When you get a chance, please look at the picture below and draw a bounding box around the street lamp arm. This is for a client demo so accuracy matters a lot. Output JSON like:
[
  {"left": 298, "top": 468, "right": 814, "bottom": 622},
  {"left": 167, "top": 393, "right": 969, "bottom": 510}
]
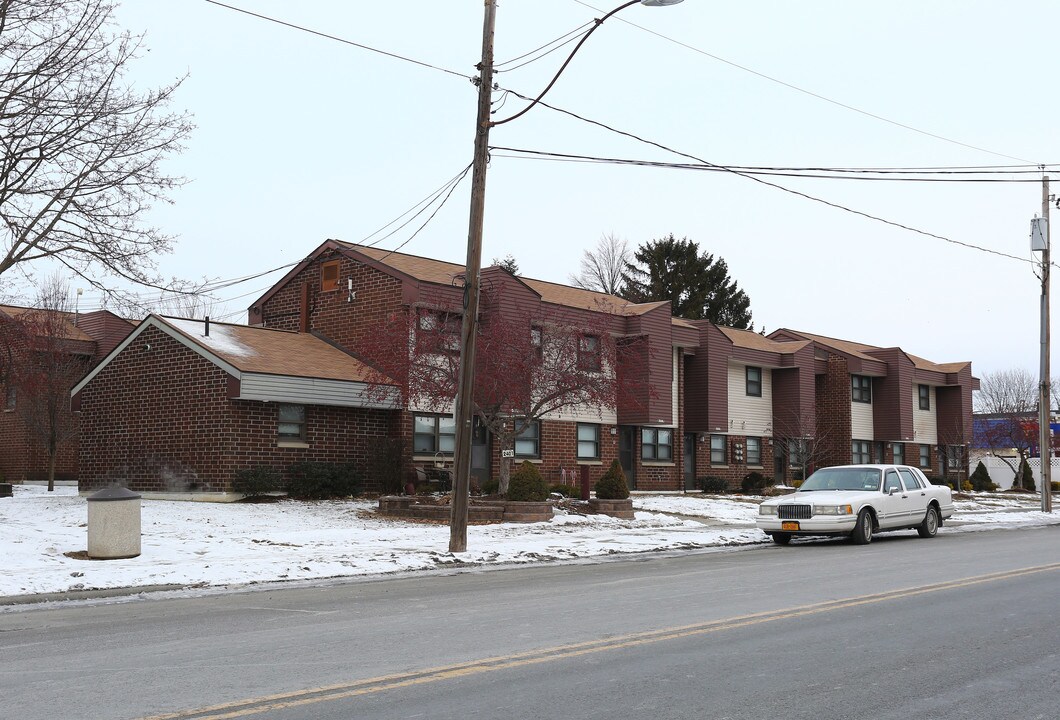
[{"left": 490, "top": 0, "right": 641, "bottom": 127}]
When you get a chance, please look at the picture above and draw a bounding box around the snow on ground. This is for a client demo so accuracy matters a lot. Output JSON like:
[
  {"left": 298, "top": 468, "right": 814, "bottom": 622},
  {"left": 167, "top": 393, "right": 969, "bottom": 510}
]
[{"left": 2, "top": 486, "right": 1058, "bottom": 600}]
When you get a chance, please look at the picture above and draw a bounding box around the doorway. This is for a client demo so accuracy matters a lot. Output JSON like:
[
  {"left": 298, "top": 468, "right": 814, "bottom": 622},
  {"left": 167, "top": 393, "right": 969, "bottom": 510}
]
[
  {"left": 619, "top": 426, "right": 636, "bottom": 490},
  {"left": 683, "top": 433, "right": 696, "bottom": 491}
]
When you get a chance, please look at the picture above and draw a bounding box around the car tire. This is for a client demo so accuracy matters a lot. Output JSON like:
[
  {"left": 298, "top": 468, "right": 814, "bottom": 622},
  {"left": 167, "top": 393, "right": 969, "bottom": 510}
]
[
  {"left": 917, "top": 506, "right": 939, "bottom": 539},
  {"left": 772, "top": 533, "right": 792, "bottom": 545},
  {"left": 851, "top": 509, "right": 873, "bottom": 545}
]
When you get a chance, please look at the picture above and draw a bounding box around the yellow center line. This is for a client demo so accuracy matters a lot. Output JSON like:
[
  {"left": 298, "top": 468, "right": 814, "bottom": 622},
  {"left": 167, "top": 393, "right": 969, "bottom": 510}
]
[{"left": 139, "top": 562, "right": 1060, "bottom": 720}]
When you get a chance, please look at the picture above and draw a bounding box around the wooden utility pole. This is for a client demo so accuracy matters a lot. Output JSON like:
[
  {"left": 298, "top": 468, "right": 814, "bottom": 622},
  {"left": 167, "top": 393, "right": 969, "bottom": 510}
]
[
  {"left": 1039, "top": 175, "right": 1053, "bottom": 513},
  {"left": 450, "top": 0, "right": 497, "bottom": 552}
]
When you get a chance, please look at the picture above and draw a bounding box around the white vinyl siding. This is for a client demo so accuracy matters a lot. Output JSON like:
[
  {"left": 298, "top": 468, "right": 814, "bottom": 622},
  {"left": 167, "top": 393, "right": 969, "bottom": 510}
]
[
  {"left": 727, "top": 361, "right": 772, "bottom": 436},
  {"left": 238, "top": 374, "right": 398, "bottom": 409},
  {"left": 542, "top": 405, "right": 618, "bottom": 425},
  {"left": 912, "top": 385, "right": 938, "bottom": 444},
  {"left": 850, "top": 398, "right": 874, "bottom": 440}
]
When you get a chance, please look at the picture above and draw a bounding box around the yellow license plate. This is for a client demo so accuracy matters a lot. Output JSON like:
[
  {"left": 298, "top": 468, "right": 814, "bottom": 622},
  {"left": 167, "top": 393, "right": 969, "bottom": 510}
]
[{"left": 781, "top": 521, "right": 800, "bottom": 531}]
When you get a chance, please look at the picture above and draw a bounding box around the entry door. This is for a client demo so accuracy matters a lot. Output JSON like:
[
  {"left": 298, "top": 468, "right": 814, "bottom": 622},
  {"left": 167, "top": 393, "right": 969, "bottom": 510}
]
[
  {"left": 683, "top": 433, "right": 696, "bottom": 490},
  {"left": 619, "top": 426, "right": 636, "bottom": 490},
  {"left": 774, "top": 450, "right": 786, "bottom": 485},
  {"left": 470, "top": 416, "right": 490, "bottom": 486}
]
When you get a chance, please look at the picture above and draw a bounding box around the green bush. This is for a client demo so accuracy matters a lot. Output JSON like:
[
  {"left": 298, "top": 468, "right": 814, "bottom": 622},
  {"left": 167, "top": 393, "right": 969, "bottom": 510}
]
[
  {"left": 232, "top": 465, "right": 281, "bottom": 498},
  {"left": 507, "top": 461, "right": 548, "bottom": 502},
  {"left": 594, "top": 459, "right": 630, "bottom": 500},
  {"left": 549, "top": 482, "right": 579, "bottom": 497},
  {"left": 477, "top": 477, "right": 499, "bottom": 496},
  {"left": 366, "top": 437, "right": 406, "bottom": 495},
  {"left": 968, "top": 461, "right": 997, "bottom": 492},
  {"left": 1052, "top": 481, "right": 1060, "bottom": 493},
  {"left": 1020, "top": 459, "right": 1036, "bottom": 492},
  {"left": 740, "top": 471, "right": 769, "bottom": 494},
  {"left": 286, "top": 461, "right": 363, "bottom": 499},
  {"left": 697, "top": 476, "right": 728, "bottom": 493}
]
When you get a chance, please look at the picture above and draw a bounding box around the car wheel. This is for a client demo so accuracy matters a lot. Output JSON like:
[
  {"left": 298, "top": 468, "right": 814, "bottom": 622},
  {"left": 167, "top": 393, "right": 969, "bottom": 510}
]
[
  {"left": 851, "top": 509, "right": 873, "bottom": 545},
  {"left": 772, "top": 533, "right": 792, "bottom": 545},
  {"left": 917, "top": 506, "right": 939, "bottom": 538}
]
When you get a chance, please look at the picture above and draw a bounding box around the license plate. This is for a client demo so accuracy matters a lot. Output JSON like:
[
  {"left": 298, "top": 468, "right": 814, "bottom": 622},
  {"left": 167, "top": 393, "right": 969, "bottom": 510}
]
[{"left": 781, "top": 521, "right": 800, "bottom": 531}]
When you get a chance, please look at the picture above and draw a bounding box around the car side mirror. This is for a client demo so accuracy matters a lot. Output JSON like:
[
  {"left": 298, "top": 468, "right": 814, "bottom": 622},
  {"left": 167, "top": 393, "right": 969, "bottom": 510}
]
[{"left": 888, "top": 487, "right": 900, "bottom": 496}]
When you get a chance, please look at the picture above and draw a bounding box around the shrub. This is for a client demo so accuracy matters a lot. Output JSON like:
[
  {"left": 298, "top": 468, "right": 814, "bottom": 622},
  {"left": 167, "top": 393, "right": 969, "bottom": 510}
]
[
  {"left": 366, "top": 437, "right": 406, "bottom": 495},
  {"left": 968, "top": 461, "right": 997, "bottom": 492},
  {"left": 1052, "top": 481, "right": 1060, "bottom": 493},
  {"left": 960, "top": 480, "right": 973, "bottom": 492},
  {"left": 232, "top": 465, "right": 281, "bottom": 498},
  {"left": 594, "top": 459, "right": 630, "bottom": 500},
  {"left": 507, "top": 461, "right": 548, "bottom": 502},
  {"left": 549, "top": 482, "right": 579, "bottom": 497},
  {"left": 740, "top": 471, "right": 769, "bottom": 494},
  {"left": 791, "top": 479, "right": 803, "bottom": 489},
  {"left": 286, "top": 461, "right": 363, "bottom": 499},
  {"left": 478, "top": 477, "right": 499, "bottom": 496},
  {"left": 697, "top": 476, "right": 728, "bottom": 493}
]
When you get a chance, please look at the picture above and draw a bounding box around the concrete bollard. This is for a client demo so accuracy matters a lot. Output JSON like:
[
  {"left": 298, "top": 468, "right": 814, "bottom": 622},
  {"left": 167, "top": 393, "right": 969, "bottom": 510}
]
[{"left": 87, "top": 485, "right": 141, "bottom": 559}]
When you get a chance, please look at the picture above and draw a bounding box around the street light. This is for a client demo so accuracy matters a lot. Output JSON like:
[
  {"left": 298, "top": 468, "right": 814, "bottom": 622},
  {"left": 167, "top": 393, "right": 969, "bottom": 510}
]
[{"left": 449, "top": 0, "right": 684, "bottom": 552}]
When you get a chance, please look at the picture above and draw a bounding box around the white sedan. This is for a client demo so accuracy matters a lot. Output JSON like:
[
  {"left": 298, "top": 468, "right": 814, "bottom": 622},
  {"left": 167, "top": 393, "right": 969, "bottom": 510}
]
[{"left": 757, "top": 464, "right": 955, "bottom": 545}]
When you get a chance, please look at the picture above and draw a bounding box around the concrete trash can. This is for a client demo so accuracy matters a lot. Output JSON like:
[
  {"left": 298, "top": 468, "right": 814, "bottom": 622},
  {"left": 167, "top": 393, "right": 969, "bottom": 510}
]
[{"left": 87, "top": 485, "right": 142, "bottom": 559}]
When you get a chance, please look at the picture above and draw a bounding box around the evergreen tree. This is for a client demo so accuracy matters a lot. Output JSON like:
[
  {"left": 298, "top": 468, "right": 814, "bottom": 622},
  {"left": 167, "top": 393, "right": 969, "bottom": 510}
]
[{"left": 620, "top": 234, "right": 752, "bottom": 328}]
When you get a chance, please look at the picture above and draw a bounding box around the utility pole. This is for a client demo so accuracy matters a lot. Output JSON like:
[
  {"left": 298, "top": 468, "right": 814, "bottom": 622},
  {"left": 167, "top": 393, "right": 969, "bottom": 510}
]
[
  {"left": 450, "top": 0, "right": 496, "bottom": 553},
  {"left": 1038, "top": 175, "right": 1053, "bottom": 513}
]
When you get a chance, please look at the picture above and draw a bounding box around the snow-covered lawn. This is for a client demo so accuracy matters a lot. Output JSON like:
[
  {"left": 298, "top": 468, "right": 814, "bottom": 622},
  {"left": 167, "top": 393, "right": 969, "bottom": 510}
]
[{"left": 2, "top": 486, "right": 1057, "bottom": 600}]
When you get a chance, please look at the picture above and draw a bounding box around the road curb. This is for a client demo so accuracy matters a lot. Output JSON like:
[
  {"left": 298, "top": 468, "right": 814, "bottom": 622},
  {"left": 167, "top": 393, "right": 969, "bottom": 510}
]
[{"left": 0, "top": 583, "right": 188, "bottom": 607}]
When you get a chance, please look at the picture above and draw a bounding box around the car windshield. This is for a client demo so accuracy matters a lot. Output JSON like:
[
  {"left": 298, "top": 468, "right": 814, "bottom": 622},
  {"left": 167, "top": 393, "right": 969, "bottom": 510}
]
[{"left": 798, "top": 467, "right": 882, "bottom": 492}]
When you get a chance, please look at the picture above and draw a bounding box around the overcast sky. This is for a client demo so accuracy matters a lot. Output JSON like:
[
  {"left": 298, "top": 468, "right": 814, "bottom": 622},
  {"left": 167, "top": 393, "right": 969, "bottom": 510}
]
[{"left": 25, "top": 0, "right": 1060, "bottom": 376}]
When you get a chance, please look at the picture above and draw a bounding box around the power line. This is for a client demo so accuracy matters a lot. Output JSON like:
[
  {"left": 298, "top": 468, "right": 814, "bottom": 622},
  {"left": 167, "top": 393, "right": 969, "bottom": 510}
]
[
  {"left": 571, "top": 0, "right": 1035, "bottom": 165},
  {"left": 202, "top": 0, "right": 471, "bottom": 81},
  {"left": 495, "top": 21, "right": 594, "bottom": 72}
]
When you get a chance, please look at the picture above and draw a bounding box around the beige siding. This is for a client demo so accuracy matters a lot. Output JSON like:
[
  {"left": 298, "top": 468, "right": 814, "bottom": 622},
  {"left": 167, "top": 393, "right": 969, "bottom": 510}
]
[
  {"left": 239, "top": 374, "right": 398, "bottom": 409},
  {"left": 543, "top": 405, "right": 618, "bottom": 424},
  {"left": 851, "top": 400, "right": 874, "bottom": 439},
  {"left": 913, "top": 385, "right": 938, "bottom": 444},
  {"left": 727, "top": 361, "right": 772, "bottom": 436}
]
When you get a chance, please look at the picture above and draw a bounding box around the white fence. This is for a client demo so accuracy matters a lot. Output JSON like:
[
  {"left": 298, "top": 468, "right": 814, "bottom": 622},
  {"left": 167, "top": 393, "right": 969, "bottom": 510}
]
[{"left": 970, "top": 455, "right": 1060, "bottom": 489}]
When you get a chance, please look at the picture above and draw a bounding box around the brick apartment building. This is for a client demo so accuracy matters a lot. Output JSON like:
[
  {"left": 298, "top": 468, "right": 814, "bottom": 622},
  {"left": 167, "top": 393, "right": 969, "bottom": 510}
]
[
  {"left": 0, "top": 305, "right": 133, "bottom": 484},
  {"left": 72, "top": 240, "right": 979, "bottom": 497}
]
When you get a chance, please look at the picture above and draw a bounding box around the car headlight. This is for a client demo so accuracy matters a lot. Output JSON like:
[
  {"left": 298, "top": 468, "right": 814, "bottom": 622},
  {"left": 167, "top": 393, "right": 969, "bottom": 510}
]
[
  {"left": 759, "top": 504, "right": 778, "bottom": 516},
  {"left": 813, "top": 504, "right": 853, "bottom": 516}
]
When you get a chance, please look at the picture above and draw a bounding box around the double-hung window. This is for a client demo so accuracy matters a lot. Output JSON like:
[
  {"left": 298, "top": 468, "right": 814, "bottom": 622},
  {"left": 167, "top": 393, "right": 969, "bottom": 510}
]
[
  {"left": 852, "top": 375, "right": 872, "bottom": 403},
  {"left": 852, "top": 440, "right": 871, "bottom": 464},
  {"left": 576, "top": 423, "right": 600, "bottom": 460},
  {"left": 918, "top": 384, "right": 931, "bottom": 410},
  {"left": 515, "top": 420, "right": 540, "bottom": 459},
  {"left": 578, "top": 335, "right": 601, "bottom": 372},
  {"left": 919, "top": 444, "right": 931, "bottom": 469},
  {"left": 746, "top": 437, "right": 762, "bottom": 466},
  {"left": 641, "top": 428, "right": 672, "bottom": 461},
  {"left": 278, "top": 404, "right": 306, "bottom": 442},
  {"left": 892, "top": 442, "right": 905, "bottom": 465},
  {"left": 710, "top": 435, "right": 727, "bottom": 465},
  {"left": 418, "top": 311, "right": 461, "bottom": 354},
  {"left": 745, "top": 367, "right": 762, "bottom": 397},
  {"left": 413, "top": 414, "right": 456, "bottom": 455}
]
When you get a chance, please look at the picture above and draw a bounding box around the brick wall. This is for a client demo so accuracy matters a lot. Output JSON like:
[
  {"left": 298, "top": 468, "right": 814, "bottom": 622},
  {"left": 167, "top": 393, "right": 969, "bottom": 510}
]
[
  {"left": 815, "top": 356, "right": 852, "bottom": 469},
  {"left": 78, "top": 325, "right": 395, "bottom": 494}
]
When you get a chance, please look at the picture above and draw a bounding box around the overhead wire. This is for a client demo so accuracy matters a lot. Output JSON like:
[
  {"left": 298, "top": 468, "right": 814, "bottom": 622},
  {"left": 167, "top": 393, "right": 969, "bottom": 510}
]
[
  {"left": 570, "top": 0, "right": 1035, "bottom": 165},
  {"left": 494, "top": 21, "right": 595, "bottom": 72}
]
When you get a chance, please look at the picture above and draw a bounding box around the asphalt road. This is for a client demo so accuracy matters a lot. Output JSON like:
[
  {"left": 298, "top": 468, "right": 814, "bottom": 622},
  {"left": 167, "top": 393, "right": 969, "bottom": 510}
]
[{"left": 3, "top": 525, "right": 1059, "bottom": 720}]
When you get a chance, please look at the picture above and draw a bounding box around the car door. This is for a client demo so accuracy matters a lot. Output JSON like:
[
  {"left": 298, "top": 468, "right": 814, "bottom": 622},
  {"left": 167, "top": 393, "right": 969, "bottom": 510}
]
[
  {"left": 877, "top": 469, "right": 907, "bottom": 528},
  {"left": 898, "top": 468, "right": 931, "bottom": 524}
]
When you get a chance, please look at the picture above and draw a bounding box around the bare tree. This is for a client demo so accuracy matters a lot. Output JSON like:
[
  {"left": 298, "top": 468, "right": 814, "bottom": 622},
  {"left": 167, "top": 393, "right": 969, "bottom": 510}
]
[
  {"left": 974, "top": 369, "right": 1037, "bottom": 414},
  {"left": 2, "top": 277, "right": 90, "bottom": 490},
  {"left": 0, "top": 0, "right": 194, "bottom": 302},
  {"left": 569, "top": 234, "right": 630, "bottom": 296}
]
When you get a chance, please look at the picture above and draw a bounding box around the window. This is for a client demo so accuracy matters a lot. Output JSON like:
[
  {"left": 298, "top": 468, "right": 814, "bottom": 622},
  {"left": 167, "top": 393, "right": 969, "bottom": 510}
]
[
  {"left": 745, "top": 366, "right": 762, "bottom": 397},
  {"left": 578, "top": 335, "right": 601, "bottom": 372},
  {"left": 918, "top": 384, "right": 930, "bottom": 411},
  {"left": 278, "top": 404, "right": 306, "bottom": 442},
  {"left": 577, "top": 423, "right": 600, "bottom": 459},
  {"left": 899, "top": 468, "right": 921, "bottom": 490},
  {"left": 413, "top": 414, "right": 456, "bottom": 455},
  {"left": 852, "top": 375, "right": 872, "bottom": 403},
  {"left": 710, "top": 435, "right": 727, "bottom": 465},
  {"left": 852, "top": 440, "right": 871, "bottom": 464},
  {"left": 641, "top": 428, "right": 672, "bottom": 461},
  {"left": 746, "top": 437, "right": 762, "bottom": 466},
  {"left": 515, "top": 420, "right": 540, "bottom": 459},
  {"left": 530, "top": 327, "right": 543, "bottom": 361},
  {"left": 919, "top": 444, "right": 931, "bottom": 469},
  {"left": 946, "top": 445, "right": 963, "bottom": 470},
  {"left": 321, "top": 260, "right": 340, "bottom": 291},
  {"left": 884, "top": 470, "right": 902, "bottom": 494},
  {"left": 892, "top": 442, "right": 904, "bottom": 466},
  {"left": 873, "top": 441, "right": 885, "bottom": 464},
  {"left": 418, "top": 311, "right": 461, "bottom": 354}
]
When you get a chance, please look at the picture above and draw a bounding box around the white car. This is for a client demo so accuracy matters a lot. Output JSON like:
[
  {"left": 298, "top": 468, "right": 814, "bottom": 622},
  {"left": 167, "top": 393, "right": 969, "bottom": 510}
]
[{"left": 757, "top": 464, "right": 955, "bottom": 545}]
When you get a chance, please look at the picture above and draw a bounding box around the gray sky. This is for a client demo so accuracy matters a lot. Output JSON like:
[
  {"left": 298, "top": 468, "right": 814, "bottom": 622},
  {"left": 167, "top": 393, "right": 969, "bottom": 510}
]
[{"left": 43, "top": 1, "right": 1060, "bottom": 375}]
